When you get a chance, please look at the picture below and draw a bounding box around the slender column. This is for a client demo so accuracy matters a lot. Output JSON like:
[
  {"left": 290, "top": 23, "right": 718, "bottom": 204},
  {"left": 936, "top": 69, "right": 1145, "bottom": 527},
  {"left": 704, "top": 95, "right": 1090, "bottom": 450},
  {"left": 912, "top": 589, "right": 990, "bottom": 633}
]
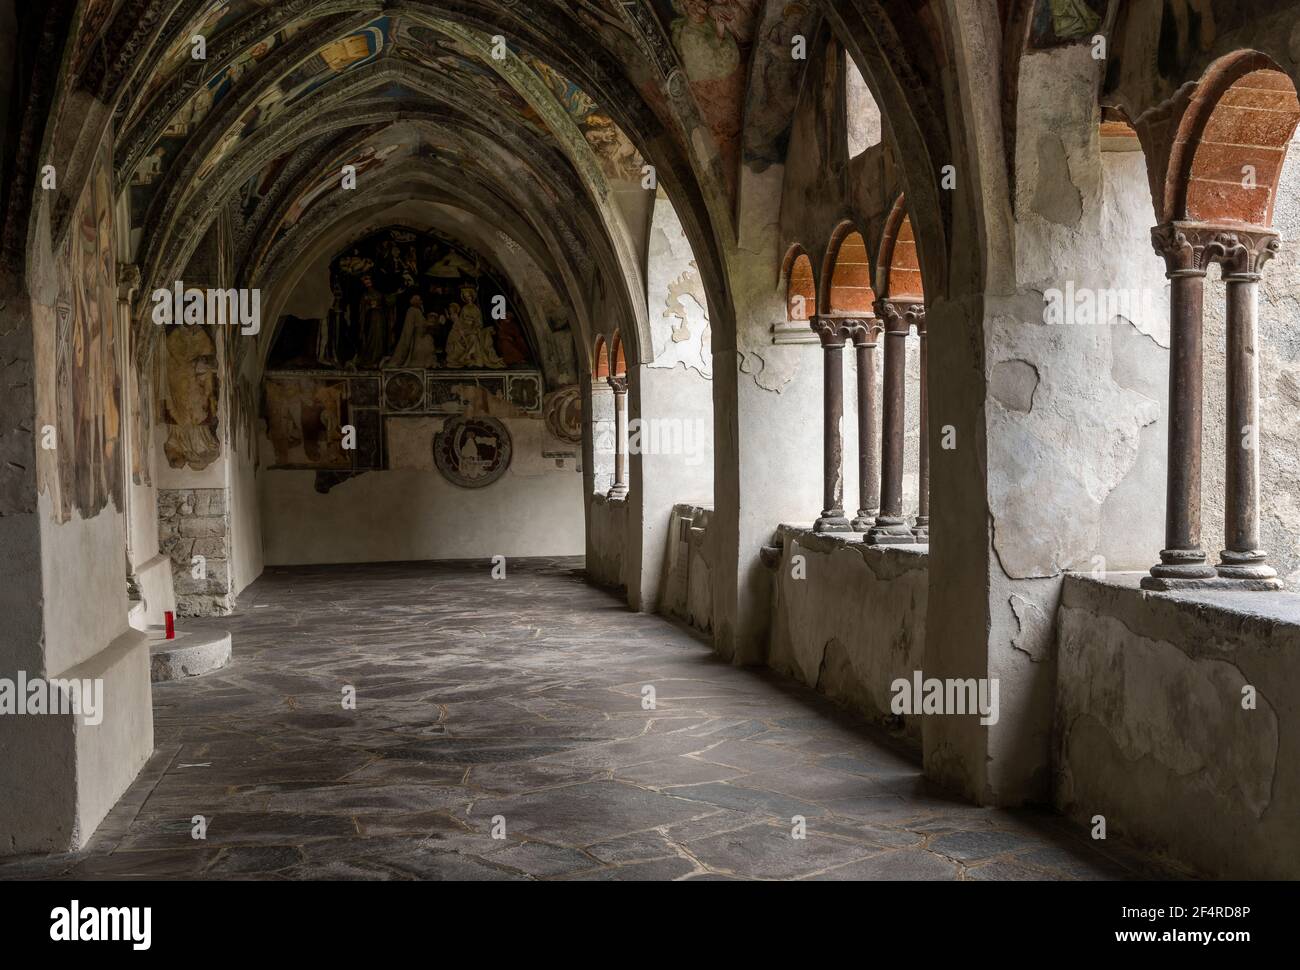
[
  {"left": 912, "top": 312, "right": 929, "bottom": 540},
  {"left": 850, "top": 318, "right": 882, "bottom": 531},
  {"left": 607, "top": 375, "right": 629, "bottom": 500},
  {"left": 867, "top": 300, "right": 917, "bottom": 545},
  {"left": 1143, "top": 223, "right": 1219, "bottom": 589},
  {"left": 811, "top": 317, "right": 851, "bottom": 532},
  {"left": 1217, "top": 228, "right": 1281, "bottom": 588}
]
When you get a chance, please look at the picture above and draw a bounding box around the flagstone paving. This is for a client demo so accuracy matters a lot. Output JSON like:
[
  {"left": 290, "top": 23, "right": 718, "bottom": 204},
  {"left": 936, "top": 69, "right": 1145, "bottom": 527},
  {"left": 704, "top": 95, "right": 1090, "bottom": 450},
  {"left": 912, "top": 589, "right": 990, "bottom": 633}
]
[{"left": 0, "top": 559, "right": 1173, "bottom": 881}]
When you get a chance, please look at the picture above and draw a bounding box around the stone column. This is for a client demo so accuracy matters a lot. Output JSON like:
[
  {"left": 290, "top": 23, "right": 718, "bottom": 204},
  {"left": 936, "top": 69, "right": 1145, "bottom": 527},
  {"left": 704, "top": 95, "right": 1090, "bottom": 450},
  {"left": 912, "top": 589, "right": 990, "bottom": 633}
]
[
  {"left": 607, "top": 375, "right": 629, "bottom": 500},
  {"left": 1217, "top": 228, "right": 1282, "bottom": 589},
  {"left": 1143, "top": 223, "right": 1221, "bottom": 590},
  {"left": 850, "top": 318, "right": 882, "bottom": 531},
  {"left": 811, "top": 317, "right": 852, "bottom": 532},
  {"left": 913, "top": 311, "right": 929, "bottom": 541},
  {"left": 867, "top": 300, "right": 919, "bottom": 545}
]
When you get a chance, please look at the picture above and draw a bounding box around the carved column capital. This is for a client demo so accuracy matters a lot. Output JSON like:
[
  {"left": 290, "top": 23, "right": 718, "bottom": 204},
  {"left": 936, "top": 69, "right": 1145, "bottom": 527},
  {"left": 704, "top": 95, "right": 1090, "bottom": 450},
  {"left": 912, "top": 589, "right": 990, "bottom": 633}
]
[
  {"left": 606, "top": 375, "right": 628, "bottom": 394},
  {"left": 1214, "top": 226, "right": 1281, "bottom": 281},
  {"left": 1151, "top": 221, "right": 1281, "bottom": 279},
  {"left": 845, "top": 317, "right": 882, "bottom": 347},
  {"left": 873, "top": 298, "right": 925, "bottom": 334},
  {"left": 809, "top": 315, "right": 853, "bottom": 348}
]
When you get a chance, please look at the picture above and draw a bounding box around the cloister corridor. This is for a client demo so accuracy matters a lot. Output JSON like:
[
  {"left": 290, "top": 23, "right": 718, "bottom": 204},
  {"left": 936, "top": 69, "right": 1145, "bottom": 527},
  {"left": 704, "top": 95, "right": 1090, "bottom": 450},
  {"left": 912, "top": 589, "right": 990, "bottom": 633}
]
[{"left": 0, "top": 560, "right": 1165, "bottom": 882}]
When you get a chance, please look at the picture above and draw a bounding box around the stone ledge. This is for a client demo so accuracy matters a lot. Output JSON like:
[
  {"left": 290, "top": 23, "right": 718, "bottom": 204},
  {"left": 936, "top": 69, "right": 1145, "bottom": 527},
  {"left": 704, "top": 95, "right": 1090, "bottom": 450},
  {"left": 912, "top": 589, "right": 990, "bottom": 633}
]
[
  {"left": 1063, "top": 570, "right": 1300, "bottom": 638},
  {"left": 778, "top": 523, "right": 930, "bottom": 563}
]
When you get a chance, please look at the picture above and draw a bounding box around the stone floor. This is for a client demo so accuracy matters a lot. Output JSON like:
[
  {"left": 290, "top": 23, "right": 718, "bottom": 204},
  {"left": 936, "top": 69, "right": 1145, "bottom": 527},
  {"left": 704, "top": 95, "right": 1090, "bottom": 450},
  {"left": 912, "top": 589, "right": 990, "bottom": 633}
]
[{"left": 0, "top": 559, "right": 1171, "bottom": 881}]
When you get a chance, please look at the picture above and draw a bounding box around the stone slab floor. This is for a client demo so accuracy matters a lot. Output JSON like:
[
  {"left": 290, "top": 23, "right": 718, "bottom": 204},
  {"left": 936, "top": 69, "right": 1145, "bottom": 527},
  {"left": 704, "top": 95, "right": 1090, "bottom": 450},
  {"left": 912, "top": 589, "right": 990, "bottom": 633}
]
[{"left": 0, "top": 559, "right": 1173, "bottom": 881}]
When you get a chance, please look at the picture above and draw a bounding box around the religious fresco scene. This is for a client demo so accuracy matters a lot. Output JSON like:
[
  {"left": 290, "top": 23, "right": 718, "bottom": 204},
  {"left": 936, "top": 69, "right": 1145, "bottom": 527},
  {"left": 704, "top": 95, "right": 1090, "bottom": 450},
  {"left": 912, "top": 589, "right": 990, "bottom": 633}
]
[
  {"left": 12, "top": 0, "right": 1300, "bottom": 909},
  {"left": 264, "top": 226, "right": 547, "bottom": 479},
  {"left": 30, "top": 137, "right": 124, "bottom": 523}
]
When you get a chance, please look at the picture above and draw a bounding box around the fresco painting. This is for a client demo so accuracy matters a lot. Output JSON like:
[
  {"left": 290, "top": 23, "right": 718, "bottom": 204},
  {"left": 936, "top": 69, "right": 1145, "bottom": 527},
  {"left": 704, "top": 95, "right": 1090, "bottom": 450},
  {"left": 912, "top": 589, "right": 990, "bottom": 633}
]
[
  {"left": 263, "top": 227, "right": 544, "bottom": 472},
  {"left": 268, "top": 133, "right": 414, "bottom": 244},
  {"left": 147, "top": 0, "right": 281, "bottom": 99},
  {"left": 194, "top": 17, "right": 392, "bottom": 185},
  {"left": 268, "top": 226, "right": 537, "bottom": 373},
  {"left": 40, "top": 138, "right": 123, "bottom": 523},
  {"left": 524, "top": 55, "right": 644, "bottom": 181},
  {"left": 161, "top": 325, "right": 221, "bottom": 471},
  {"left": 132, "top": 22, "right": 304, "bottom": 218},
  {"left": 655, "top": 0, "right": 763, "bottom": 195},
  {"left": 1028, "top": 0, "right": 1108, "bottom": 48},
  {"left": 264, "top": 376, "right": 351, "bottom": 469},
  {"left": 396, "top": 22, "right": 549, "bottom": 135}
]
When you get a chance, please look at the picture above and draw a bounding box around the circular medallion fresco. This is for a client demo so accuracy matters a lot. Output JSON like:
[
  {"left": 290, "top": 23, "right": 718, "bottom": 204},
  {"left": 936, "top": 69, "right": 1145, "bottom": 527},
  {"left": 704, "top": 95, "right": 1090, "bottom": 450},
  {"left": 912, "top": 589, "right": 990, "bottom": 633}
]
[
  {"left": 383, "top": 370, "right": 425, "bottom": 412},
  {"left": 434, "top": 415, "right": 512, "bottom": 488},
  {"left": 543, "top": 384, "right": 583, "bottom": 443}
]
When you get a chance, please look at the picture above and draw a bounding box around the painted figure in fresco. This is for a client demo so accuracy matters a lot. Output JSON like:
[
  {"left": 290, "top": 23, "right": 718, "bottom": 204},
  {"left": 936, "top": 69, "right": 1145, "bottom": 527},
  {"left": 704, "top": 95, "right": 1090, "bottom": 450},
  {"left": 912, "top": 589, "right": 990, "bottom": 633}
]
[
  {"left": 583, "top": 113, "right": 643, "bottom": 181},
  {"left": 495, "top": 310, "right": 530, "bottom": 367},
  {"left": 671, "top": 0, "right": 743, "bottom": 80},
  {"left": 445, "top": 284, "right": 505, "bottom": 369},
  {"left": 668, "top": 0, "right": 758, "bottom": 191},
  {"left": 318, "top": 280, "right": 343, "bottom": 366},
  {"left": 359, "top": 274, "right": 389, "bottom": 367},
  {"left": 387, "top": 294, "right": 441, "bottom": 368},
  {"left": 1047, "top": 0, "right": 1102, "bottom": 38},
  {"left": 162, "top": 326, "right": 221, "bottom": 470}
]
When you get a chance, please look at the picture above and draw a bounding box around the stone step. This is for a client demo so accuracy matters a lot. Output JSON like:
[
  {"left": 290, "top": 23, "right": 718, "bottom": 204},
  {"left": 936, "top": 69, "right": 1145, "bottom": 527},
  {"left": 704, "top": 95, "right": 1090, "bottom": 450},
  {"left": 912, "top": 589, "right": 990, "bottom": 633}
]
[{"left": 149, "top": 629, "right": 232, "bottom": 683}]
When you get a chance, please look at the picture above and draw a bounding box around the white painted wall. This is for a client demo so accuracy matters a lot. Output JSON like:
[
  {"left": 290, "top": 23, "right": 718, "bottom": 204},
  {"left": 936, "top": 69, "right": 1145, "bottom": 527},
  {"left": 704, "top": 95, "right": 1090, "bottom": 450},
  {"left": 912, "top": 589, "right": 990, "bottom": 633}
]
[{"left": 259, "top": 415, "right": 584, "bottom": 565}]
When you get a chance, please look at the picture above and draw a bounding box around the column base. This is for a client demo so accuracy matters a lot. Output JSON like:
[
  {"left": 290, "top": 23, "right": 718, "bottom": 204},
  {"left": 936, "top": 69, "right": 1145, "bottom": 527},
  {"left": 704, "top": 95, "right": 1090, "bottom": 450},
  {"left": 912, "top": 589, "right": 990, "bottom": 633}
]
[
  {"left": 865, "top": 517, "right": 916, "bottom": 546},
  {"left": 1215, "top": 551, "right": 1282, "bottom": 588},
  {"left": 814, "top": 513, "right": 853, "bottom": 533},
  {"left": 850, "top": 510, "right": 878, "bottom": 532},
  {"left": 607, "top": 485, "right": 628, "bottom": 501},
  {"left": 1142, "top": 574, "right": 1284, "bottom": 592},
  {"left": 911, "top": 516, "right": 929, "bottom": 541},
  {"left": 1140, "top": 549, "right": 1215, "bottom": 589}
]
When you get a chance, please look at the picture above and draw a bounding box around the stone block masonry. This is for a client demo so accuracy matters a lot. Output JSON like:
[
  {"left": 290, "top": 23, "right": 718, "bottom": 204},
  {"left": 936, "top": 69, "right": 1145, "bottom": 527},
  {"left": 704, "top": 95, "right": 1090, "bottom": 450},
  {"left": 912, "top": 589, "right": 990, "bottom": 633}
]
[{"left": 159, "top": 488, "right": 233, "bottom": 616}]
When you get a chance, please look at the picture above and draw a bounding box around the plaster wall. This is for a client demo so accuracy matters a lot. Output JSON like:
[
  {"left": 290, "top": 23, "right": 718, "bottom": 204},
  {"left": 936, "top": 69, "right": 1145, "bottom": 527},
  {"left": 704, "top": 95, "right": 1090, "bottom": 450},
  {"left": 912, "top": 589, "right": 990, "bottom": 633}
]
[
  {"left": 1055, "top": 574, "right": 1300, "bottom": 879},
  {"left": 938, "top": 44, "right": 1172, "bottom": 805},
  {"left": 627, "top": 190, "right": 715, "bottom": 612},
  {"left": 259, "top": 414, "right": 583, "bottom": 566}
]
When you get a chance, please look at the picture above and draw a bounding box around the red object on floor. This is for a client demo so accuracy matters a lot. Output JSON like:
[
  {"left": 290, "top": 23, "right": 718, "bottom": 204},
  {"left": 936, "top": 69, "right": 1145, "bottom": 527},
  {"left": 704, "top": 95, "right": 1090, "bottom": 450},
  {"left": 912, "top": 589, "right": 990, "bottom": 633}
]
[{"left": 164, "top": 611, "right": 175, "bottom": 640}]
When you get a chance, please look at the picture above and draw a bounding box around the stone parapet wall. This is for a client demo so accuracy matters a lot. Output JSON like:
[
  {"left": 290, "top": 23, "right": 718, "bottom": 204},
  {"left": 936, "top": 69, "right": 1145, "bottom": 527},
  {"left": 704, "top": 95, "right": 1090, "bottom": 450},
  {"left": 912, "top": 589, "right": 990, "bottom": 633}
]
[
  {"left": 1055, "top": 574, "right": 1300, "bottom": 878},
  {"left": 768, "top": 527, "right": 928, "bottom": 741},
  {"left": 660, "top": 503, "right": 713, "bottom": 635}
]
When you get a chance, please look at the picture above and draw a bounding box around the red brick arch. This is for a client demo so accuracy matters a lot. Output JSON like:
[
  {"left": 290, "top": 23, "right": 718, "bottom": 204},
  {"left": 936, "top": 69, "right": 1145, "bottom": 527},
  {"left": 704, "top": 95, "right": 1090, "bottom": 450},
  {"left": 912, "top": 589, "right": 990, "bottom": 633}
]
[
  {"left": 593, "top": 335, "right": 610, "bottom": 380},
  {"left": 1170, "top": 52, "right": 1300, "bottom": 227},
  {"left": 610, "top": 333, "right": 627, "bottom": 376},
  {"left": 784, "top": 247, "right": 816, "bottom": 321},
  {"left": 876, "top": 196, "right": 924, "bottom": 301},
  {"left": 824, "top": 223, "right": 877, "bottom": 315}
]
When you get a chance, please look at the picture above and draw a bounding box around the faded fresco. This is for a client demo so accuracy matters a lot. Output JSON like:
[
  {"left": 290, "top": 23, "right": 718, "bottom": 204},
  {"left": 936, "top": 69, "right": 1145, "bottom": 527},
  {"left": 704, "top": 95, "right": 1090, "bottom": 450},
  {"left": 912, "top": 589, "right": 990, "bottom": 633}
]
[
  {"left": 264, "top": 376, "right": 351, "bottom": 469},
  {"left": 196, "top": 17, "right": 391, "bottom": 184},
  {"left": 1029, "top": 0, "right": 1107, "bottom": 48},
  {"left": 161, "top": 326, "right": 221, "bottom": 470},
  {"left": 132, "top": 20, "right": 308, "bottom": 217},
  {"left": 268, "top": 225, "right": 537, "bottom": 372},
  {"left": 264, "top": 227, "right": 546, "bottom": 474},
  {"left": 36, "top": 138, "right": 124, "bottom": 523},
  {"left": 396, "top": 21, "right": 549, "bottom": 133},
  {"left": 141, "top": 0, "right": 284, "bottom": 103},
  {"left": 524, "top": 55, "right": 645, "bottom": 181},
  {"left": 656, "top": 0, "right": 763, "bottom": 194}
]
